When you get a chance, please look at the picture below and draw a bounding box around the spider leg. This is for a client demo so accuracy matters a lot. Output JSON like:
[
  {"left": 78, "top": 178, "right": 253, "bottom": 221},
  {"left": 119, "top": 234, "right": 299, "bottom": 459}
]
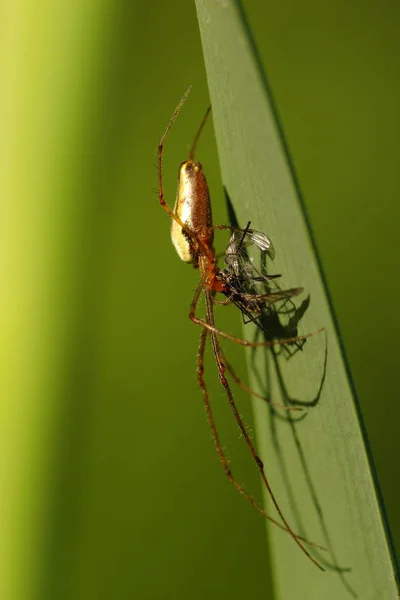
[
  {"left": 190, "top": 282, "right": 324, "bottom": 347},
  {"left": 220, "top": 349, "right": 303, "bottom": 413},
  {"left": 200, "top": 289, "right": 325, "bottom": 570}
]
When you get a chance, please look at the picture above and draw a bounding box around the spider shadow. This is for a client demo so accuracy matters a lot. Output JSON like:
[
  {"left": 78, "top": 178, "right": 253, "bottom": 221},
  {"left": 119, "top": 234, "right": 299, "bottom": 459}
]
[{"left": 225, "top": 190, "right": 357, "bottom": 597}]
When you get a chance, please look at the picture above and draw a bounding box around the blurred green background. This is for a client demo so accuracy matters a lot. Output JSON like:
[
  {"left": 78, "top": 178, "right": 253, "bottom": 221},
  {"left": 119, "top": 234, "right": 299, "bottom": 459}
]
[{"left": 1, "top": 1, "right": 399, "bottom": 598}]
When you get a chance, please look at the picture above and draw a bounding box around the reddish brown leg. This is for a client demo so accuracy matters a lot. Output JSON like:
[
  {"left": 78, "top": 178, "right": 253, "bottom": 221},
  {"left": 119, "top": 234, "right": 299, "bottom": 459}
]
[
  {"left": 212, "top": 296, "right": 232, "bottom": 306},
  {"left": 190, "top": 280, "right": 324, "bottom": 347},
  {"left": 158, "top": 87, "right": 191, "bottom": 229},
  {"left": 212, "top": 224, "right": 248, "bottom": 233},
  {"left": 189, "top": 105, "right": 212, "bottom": 160},
  {"left": 218, "top": 347, "right": 302, "bottom": 413},
  {"left": 202, "top": 289, "right": 324, "bottom": 570},
  {"left": 196, "top": 318, "right": 323, "bottom": 554}
]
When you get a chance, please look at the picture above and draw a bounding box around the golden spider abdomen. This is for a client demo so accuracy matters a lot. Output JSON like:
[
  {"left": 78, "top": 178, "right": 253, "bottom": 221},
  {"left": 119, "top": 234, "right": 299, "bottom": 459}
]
[{"left": 171, "top": 160, "right": 213, "bottom": 264}]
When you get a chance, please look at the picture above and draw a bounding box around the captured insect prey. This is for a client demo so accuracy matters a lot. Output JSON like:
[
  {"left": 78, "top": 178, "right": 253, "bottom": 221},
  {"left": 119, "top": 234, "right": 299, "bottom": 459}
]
[
  {"left": 157, "top": 87, "right": 324, "bottom": 570},
  {"left": 220, "top": 224, "right": 304, "bottom": 329}
]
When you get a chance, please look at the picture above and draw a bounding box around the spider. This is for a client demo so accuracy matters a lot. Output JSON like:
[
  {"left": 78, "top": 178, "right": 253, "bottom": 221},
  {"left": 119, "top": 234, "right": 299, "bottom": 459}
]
[{"left": 157, "top": 87, "right": 324, "bottom": 570}]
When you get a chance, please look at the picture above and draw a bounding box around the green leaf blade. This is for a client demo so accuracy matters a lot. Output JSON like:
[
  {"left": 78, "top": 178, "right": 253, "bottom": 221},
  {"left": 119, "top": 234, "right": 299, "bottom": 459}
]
[{"left": 195, "top": 1, "right": 399, "bottom": 597}]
